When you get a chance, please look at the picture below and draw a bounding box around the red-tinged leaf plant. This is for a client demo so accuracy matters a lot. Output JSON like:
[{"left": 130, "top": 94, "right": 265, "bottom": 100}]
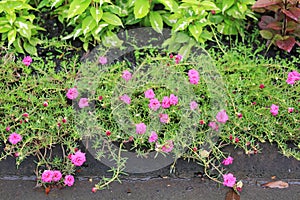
[{"left": 252, "top": 0, "right": 300, "bottom": 52}]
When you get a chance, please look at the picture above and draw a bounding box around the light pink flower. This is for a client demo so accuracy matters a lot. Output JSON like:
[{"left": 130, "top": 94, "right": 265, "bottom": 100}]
[
  {"left": 190, "top": 101, "right": 198, "bottom": 110},
  {"left": 149, "top": 98, "right": 161, "bottom": 111},
  {"left": 22, "top": 56, "right": 32, "bottom": 66},
  {"left": 188, "top": 69, "right": 199, "bottom": 85},
  {"left": 145, "top": 89, "right": 155, "bottom": 99},
  {"left": 222, "top": 156, "right": 234, "bottom": 166},
  {"left": 223, "top": 173, "right": 236, "bottom": 187},
  {"left": 8, "top": 132, "right": 22, "bottom": 145},
  {"left": 270, "top": 104, "right": 279, "bottom": 116},
  {"left": 41, "top": 170, "right": 53, "bottom": 183},
  {"left": 66, "top": 87, "right": 78, "bottom": 100},
  {"left": 286, "top": 70, "right": 300, "bottom": 85},
  {"left": 78, "top": 98, "right": 89, "bottom": 108},
  {"left": 136, "top": 123, "right": 147, "bottom": 134},
  {"left": 6, "top": 126, "right": 10, "bottom": 131},
  {"left": 159, "top": 114, "right": 170, "bottom": 124},
  {"left": 161, "top": 96, "right": 171, "bottom": 109},
  {"left": 175, "top": 54, "right": 183, "bottom": 64},
  {"left": 169, "top": 94, "right": 178, "bottom": 105},
  {"left": 208, "top": 121, "right": 219, "bottom": 131},
  {"left": 162, "top": 140, "right": 174, "bottom": 153},
  {"left": 52, "top": 170, "right": 62, "bottom": 182},
  {"left": 71, "top": 151, "right": 86, "bottom": 166},
  {"left": 64, "top": 175, "right": 75, "bottom": 187},
  {"left": 216, "top": 110, "right": 229, "bottom": 124},
  {"left": 99, "top": 56, "right": 107, "bottom": 65},
  {"left": 121, "top": 70, "right": 132, "bottom": 81},
  {"left": 120, "top": 94, "right": 131, "bottom": 104},
  {"left": 148, "top": 131, "right": 158, "bottom": 143},
  {"left": 288, "top": 107, "right": 294, "bottom": 113}
]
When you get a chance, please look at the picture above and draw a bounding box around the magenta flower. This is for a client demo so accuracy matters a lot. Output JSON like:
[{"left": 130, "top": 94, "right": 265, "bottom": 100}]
[
  {"left": 22, "top": 56, "right": 32, "bottom": 66},
  {"left": 190, "top": 101, "right": 198, "bottom": 110},
  {"left": 43, "top": 101, "right": 48, "bottom": 107},
  {"left": 78, "top": 98, "right": 89, "bottom": 108},
  {"left": 5, "top": 126, "right": 10, "bottom": 132},
  {"left": 223, "top": 173, "right": 236, "bottom": 187},
  {"left": 70, "top": 150, "right": 86, "bottom": 166},
  {"left": 99, "top": 56, "right": 107, "bottom": 65},
  {"left": 121, "top": 70, "right": 132, "bottom": 81},
  {"left": 222, "top": 156, "right": 234, "bottom": 166},
  {"left": 175, "top": 54, "right": 183, "bottom": 64},
  {"left": 237, "top": 113, "right": 243, "bottom": 118},
  {"left": 161, "top": 96, "right": 171, "bottom": 109},
  {"left": 286, "top": 70, "right": 300, "bottom": 85},
  {"left": 148, "top": 131, "right": 158, "bottom": 143},
  {"left": 288, "top": 107, "right": 294, "bottom": 113},
  {"left": 216, "top": 110, "right": 229, "bottom": 124},
  {"left": 188, "top": 69, "right": 199, "bottom": 85},
  {"left": 159, "top": 114, "right": 170, "bottom": 124},
  {"left": 270, "top": 104, "right": 279, "bottom": 116},
  {"left": 136, "top": 123, "right": 147, "bottom": 134},
  {"left": 41, "top": 170, "right": 54, "bottom": 183},
  {"left": 8, "top": 132, "right": 22, "bottom": 145},
  {"left": 169, "top": 94, "right": 178, "bottom": 105},
  {"left": 145, "top": 89, "right": 155, "bottom": 99},
  {"left": 208, "top": 121, "right": 219, "bottom": 131},
  {"left": 64, "top": 175, "right": 75, "bottom": 187},
  {"left": 120, "top": 94, "right": 131, "bottom": 104},
  {"left": 52, "top": 170, "right": 62, "bottom": 182},
  {"left": 149, "top": 98, "right": 161, "bottom": 111},
  {"left": 66, "top": 87, "right": 78, "bottom": 100},
  {"left": 161, "top": 140, "right": 174, "bottom": 153}
]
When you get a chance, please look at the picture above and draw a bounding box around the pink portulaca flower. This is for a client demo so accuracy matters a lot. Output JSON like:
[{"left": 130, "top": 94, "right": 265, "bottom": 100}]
[
  {"left": 286, "top": 70, "right": 300, "bottom": 85},
  {"left": 64, "top": 175, "right": 75, "bottom": 187},
  {"left": 121, "top": 70, "right": 132, "bottom": 81},
  {"left": 222, "top": 156, "right": 234, "bottom": 166},
  {"left": 66, "top": 87, "right": 78, "bottom": 100},
  {"left": 120, "top": 94, "right": 131, "bottom": 105},
  {"left": 161, "top": 140, "right": 174, "bottom": 153},
  {"left": 270, "top": 104, "right": 279, "bottom": 116},
  {"left": 161, "top": 96, "right": 171, "bottom": 109},
  {"left": 159, "top": 114, "right": 170, "bottom": 124},
  {"left": 149, "top": 98, "right": 161, "bottom": 111},
  {"left": 148, "top": 131, "right": 158, "bottom": 143},
  {"left": 175, "top": 54, "right": 183, "bottom": 64},
  {"left": 223, "top": 173, "right": 236, "bottom": 188},
  {"left": 78, "top": 98, "right": 89, "bottom": 108},
  {"left": 145, "top": 89, "right": 155, "bottom": 99},
  {"left": 52, "top": 170, "right": 62, "bottom": 182},
  {"left": 169, "top": 94, "right": 178, "bottom": 105},
  {"left": 136, "top": 123, "right": 147, "bottom": 134},
  {"left": 190, "top": 101, "right": 198, "bottom": 110},
  {"left": 288, "top": 107, "right": 294, "bottom": 113},
  {"left": 208, "top": 121, "right": 219, "bottom": 131},
  {"left": 216, "top": 110, "right": 229, "bottom": 124},
  {"left": 8, "top": 132, "right": 22, "bottom": 145},
  {"left": 41, "top": 170, "right": 54, "bottom": 183},
  {"left": 71, "top": 150, "right": 86, "bottom": 166},
  {"left": 99, "top": 56, "right": 107, "bottom": 65},
  {"left": 22, "top": 56, "right": 32, "bottom": 66},
  {"left": 188, "top": 69, "right": 199, "bottom": 85}
]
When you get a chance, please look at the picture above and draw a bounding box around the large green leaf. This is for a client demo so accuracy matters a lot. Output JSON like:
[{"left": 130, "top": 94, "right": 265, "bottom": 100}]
[
  {"left": 199, "top": 1, "right": 219, "bottom": 11},
  {"left": 102, "top": 31, "right": 123, "bottom": 47},
  {"left": 7, "top": 28, "right": 16, "bottom": 46},
  {"left": 0, "top": 24, "right": 11, "bottom": 33},
  {"left": 67, "top": 0, "right": 91, "bottom": 19},
  {"left": 134, "top": 0, "right": 150, "bottom": 19},
  {"left": 157, "top": 0, "right": 178, "bottom": 12},
  {"left": 24, "top": 41, "right": 37, "bottom": 56},
  {"left": 102, "top": 12, "right": 123, "bottom": 26},
  {"left": 82, "top": 16, "right": 97, "bottom": 36},
  {"left": 188, "top": 23, "right": 202, "bottom": 41},
  {"left": 13, "top": 38, "right": 24, "bottom": 54},
  {"left": 149, "top": 11, "right": 163, "bottom": 34},
  {"left": 222, "top": 0, "right": 234, "bottom": 13},
  {"left": 173, "top": 18, "right": 189, "bottom": 32},
  {"left": 15, "top": 20, "right": 31, "bottom": 39}
]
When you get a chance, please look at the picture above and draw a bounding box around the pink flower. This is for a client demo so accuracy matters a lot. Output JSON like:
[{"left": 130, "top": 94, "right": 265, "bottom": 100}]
[
  {"left": 175, "top": 54, "right": 183, "bottom": 64},
  {"left": 22, "top": 56, "right": 32, "bottom": 66},
  {"left": 270, "top": 104, "right": 279, "bottom": 116},
  {"left": 136, "top": 123, "right": 147, "bottom": 134},
  {"left": 41, "top": 170, "right": 54, "bottom": 183},
  {"left": 286, "top": 70, "right": 300, "bottom": 85},
  {"left": 223, "top": 173, "right": 236, "bottom": 187},
  {"left": 64, "top": 175, "right": 75, "bottom": 187},
  {"left": 288, "top": 107, "right": 294, "bottom": 113},
  {"left": 120, "top": 94, "right": 131, "bottom": 104},
  {"left": 78, "top": 98, "right": 89, "bottom": 108},
  {"left": 259, "top": 84, "right": 265, "bottom": 89},
  {"left": 159, "top": 114, "right": 170, "bottom": 124},
  {"left": 169, "top": 94, "right": 178, "bottom": 105},
  {"left": 208, "top": 121, "right": 219, "bottom": 131},
  {"left": 216, "top": 110, "right": 229, "bottom": 124},
  {"left": 71, "top": 150, "right": 86, "bottom": 166},
  {"left": 188, "top": 69, "right": 199, "bottom": 85},
  {"left": 222, "top": 156, "right": 234, "bottom": 166},
  {"left": 8, "top": 132, "right": 22, "bottom": 145},
  {"left": 161, "top": 96, "right": 171, "bottom": 109},
  {"left": 148, "top": 131, "right": 158, "bottom": 143},
  {"left": 121, "top": 70, "right": 132, "bottom": 81},
  {"left": 145, "top": 89, "right": 155, "bottom": 99},
  {"left": 43, "top": 101, "right": 48, "bottom": 107},
  {"left": 162, "top": 140, "right": 174, "bottom": 153},
  {"left": 99, "top": 56, "right": 107, "bottom": 65},
  {"left": 6, "top": 126, "right": 10, "bottom": 131},
  {"left": 66, "top": 87, "right": 78, "bottom": 100},
  {"left": 149, "top": 98, "right": 161, "bottom": 111},
  {"left": 190, "top": 101, "right": 198, "bottom": 110},
  {"left": 22, "top": 113, "right": 29, "bottom": 118},
  {"left": 52, "top": 170, "right": 62, "bottom": 182},
  {"left": 237, "top": 113, "right": 243, "bottom": 118}
]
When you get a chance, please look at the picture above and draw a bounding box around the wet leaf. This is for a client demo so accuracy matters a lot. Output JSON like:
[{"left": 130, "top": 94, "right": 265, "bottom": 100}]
[
  {"left": 261, "top": 180, "right": 289, "bottom": 188},
  {"left": 225, "top": 189, "right": 240, "bottom": 200}
]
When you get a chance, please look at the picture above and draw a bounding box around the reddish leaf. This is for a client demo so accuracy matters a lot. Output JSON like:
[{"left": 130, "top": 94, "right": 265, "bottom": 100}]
[
  {"left": 262, "top": 180, "right": 289, "bottom": 188},
  {"left": 266, "top": 21, "right": 282, "bottom": 31},
  {"left": 259, "top": 15, "right": 276, "bottom": 29},
  {"left": 289, "top": 7, "right": 300, "bottom": 21},
  {"left": 296, "top": 41, "right": 300, "bottom": 46},
  {"left": 225, "top": 189, "right": 240, "bottom": 200},
  {"left": 282, "top": 9, "right": 299, "bottom": 21},
  {"left": 276, "top": 37, "right": 296, "bottom": 52},
  {"left": 252, "top": 0, "right": 282, "bottom": 9},
  {"left": 45, "top": 187, "right": 51, "bottom": 195}
]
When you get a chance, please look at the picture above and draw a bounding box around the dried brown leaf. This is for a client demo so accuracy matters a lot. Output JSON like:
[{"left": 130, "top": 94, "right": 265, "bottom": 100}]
[
  {"left": 262, "top": 180, "right": 289, "bottom": 188},
  {"left": 225, "top": 189, "right": 240, "bottom": 200}
]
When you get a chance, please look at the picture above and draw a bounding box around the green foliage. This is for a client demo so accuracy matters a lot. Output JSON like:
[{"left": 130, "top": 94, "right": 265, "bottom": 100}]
[
  {"left": 0, "top": 0, "right": 45, "bottom": 55},
  {"left": 252, "top": 0, "right": 300, "bottom": 52}
]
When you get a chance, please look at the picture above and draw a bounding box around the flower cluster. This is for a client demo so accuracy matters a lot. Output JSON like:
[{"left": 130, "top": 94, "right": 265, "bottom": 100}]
[{"left": 286, "top": 70, "right": 300, "bottom": 85}]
